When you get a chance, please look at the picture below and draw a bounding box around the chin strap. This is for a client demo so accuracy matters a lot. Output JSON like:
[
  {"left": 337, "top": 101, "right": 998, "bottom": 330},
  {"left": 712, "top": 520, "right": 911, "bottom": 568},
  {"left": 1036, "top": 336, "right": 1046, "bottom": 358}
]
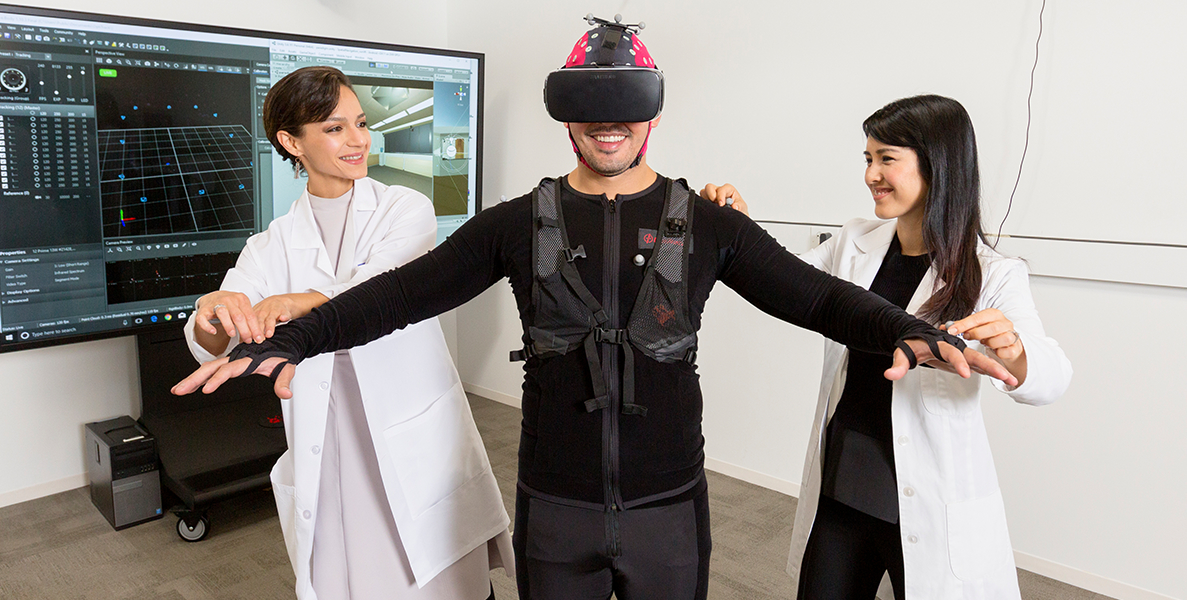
[{"left": 570, "top": 123, "right": 653, "bottom": 177}]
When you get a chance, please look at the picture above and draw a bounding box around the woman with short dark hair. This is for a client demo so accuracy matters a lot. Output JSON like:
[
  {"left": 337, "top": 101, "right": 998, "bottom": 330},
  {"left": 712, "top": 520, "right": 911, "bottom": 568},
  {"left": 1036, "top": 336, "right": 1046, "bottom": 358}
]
[{"left": 184, "top": 66, "right": 512, "bottom": 600}]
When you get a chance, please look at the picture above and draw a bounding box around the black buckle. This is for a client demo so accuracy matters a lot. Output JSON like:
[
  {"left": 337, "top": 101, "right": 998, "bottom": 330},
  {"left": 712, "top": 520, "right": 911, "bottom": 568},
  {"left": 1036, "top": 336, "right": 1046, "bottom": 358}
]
[
  {"left": 665, "top": 217, "right": 687, "bottom": 236},
  {"left": 684, "top": 348, "right": 697, "bottom": 364},
  {"left": 509, "top": 346, "right": 535, "bottom": 362},
  {"left": 564, "top": 245, "right": 587, "bottom": 262},
  {"left": 594, "top": 328, "right": 627, "bottom": 345}
]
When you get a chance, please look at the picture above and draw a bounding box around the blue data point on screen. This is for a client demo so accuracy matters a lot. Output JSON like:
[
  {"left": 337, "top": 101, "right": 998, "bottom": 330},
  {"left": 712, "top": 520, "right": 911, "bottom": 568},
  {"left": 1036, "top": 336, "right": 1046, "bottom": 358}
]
[
  {"left": 167, "top": 105, "right": 171, "bottom": 109},
  {"left": 118, "top": 174, "right": 125, "bottom": 179},
  {"left": 193, "top": 105, "right": 198, "bottom": 109},
  {"left": 133, "top": 105, "right": 138, "bottom": 110},
  {"left": 228, "top": 133, "right": 233, "bottom": 137},
  {"left": 120, "top": 115, "right": 126, "bottom": 120},
  {"left": 140, "top": 197, "right": 147, "bottom": 202},
  {"left": 238, "top": 184, "right": 244, "bottom": 189},
  {"left": 199, "top": 189, "right": 206, "bottom": 195},
  {"left": 119, "top": 139, "right": 125, "bottom": 144},
  {"left": 213, "top": 113, "right": 218, "bottom": 117}
]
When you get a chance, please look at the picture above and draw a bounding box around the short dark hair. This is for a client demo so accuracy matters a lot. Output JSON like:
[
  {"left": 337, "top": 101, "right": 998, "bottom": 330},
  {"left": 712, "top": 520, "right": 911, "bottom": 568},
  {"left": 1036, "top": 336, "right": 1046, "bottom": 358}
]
[
  {"left": 863, "top": 94, "right": 986, "bottom": 324},
  {"left": 263, "top": 66, "right": 353, "bottom": 168}
]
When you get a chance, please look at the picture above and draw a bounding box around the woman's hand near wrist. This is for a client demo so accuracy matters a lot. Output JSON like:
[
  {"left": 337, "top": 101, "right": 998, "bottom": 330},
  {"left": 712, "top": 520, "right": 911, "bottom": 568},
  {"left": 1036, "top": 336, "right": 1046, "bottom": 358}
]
[
  {"left": 946, "top": 308, "right": 1028, "bottom": 386},
  {"left": 254, "top": 292, "right": 329, "bottom": 338},
  {"left": 194, "top": 290, "right": 262, "bottom": 354}
]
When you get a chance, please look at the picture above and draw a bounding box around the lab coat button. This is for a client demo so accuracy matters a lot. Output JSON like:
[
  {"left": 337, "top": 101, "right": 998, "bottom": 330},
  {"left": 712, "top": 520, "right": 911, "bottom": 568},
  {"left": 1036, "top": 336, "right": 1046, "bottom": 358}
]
[
  {"left": 908, "top": 534, "right": 918, "bottom": 544},
  {"left": 311, "top": 445, "right": 320, "bottom": 455},
  {"left": 898, "top": 435, "right": 909, "bottom": 445},
  {"left": 320, "top": 381, "right": 329, "bottom": 390},
  {"left": 303, "top": 510, "right": 312, "bottom": 520},
  {"left": 903, "top": 487, "right": 915, "bottom": 497}
]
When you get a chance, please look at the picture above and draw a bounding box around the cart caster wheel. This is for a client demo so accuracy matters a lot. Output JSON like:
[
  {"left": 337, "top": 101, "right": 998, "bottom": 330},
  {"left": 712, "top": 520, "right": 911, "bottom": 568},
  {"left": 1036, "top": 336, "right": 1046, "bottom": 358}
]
[{"left": 177, "top": 515, "right": 210, "bottom": 542}]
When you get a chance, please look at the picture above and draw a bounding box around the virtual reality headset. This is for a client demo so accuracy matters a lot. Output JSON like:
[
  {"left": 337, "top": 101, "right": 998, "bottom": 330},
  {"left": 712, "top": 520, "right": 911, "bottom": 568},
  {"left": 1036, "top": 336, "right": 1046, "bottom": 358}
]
[{"left": 544, "top": 66, "right": 665, "bottom": 123}]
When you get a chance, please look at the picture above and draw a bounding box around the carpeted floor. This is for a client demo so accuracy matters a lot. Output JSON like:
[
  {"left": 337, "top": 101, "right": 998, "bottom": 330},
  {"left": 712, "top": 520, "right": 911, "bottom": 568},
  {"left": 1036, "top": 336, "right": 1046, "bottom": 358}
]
[{"left": 0, "top": 395, "right": 1112, "bottom": 600}]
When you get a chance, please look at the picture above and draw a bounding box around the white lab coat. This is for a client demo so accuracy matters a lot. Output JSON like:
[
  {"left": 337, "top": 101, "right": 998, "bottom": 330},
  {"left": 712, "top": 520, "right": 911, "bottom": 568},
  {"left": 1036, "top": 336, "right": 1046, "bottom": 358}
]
[
  {"left": 184, "top": 178, "right": 510, "bottom": 598},
  {"left": 786, "top": 218, "right": 1072, "bottom": 599}
]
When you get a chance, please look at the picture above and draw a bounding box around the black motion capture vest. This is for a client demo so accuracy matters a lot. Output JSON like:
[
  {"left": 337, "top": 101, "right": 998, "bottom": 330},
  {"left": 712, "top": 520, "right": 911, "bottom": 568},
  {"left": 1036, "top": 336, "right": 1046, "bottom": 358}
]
[{"left": 511, "top": 176, "right": 698, "bottom": 418}]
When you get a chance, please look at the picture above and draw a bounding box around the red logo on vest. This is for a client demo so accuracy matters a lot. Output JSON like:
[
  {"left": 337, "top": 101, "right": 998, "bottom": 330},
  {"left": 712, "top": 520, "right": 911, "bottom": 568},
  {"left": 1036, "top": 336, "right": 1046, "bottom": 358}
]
[
  {"left": 653, "top": 305, "right": 675, "bottom": 326},
  {"left": 643, "top": 232, "right": 656, "bottom": 245}
]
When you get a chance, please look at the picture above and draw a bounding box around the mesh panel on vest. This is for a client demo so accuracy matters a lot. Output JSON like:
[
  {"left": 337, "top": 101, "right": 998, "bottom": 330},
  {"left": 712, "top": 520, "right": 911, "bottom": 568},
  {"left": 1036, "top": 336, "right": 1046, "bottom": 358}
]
[
  {"left": 625, "top": 179, "right": 696, "bottom": 363},
  {"left": 537, "top": 182, "right": 564, "bottom": 278},
  {"left": 653, "top": 184, "right": 688, "bottom": 283}
]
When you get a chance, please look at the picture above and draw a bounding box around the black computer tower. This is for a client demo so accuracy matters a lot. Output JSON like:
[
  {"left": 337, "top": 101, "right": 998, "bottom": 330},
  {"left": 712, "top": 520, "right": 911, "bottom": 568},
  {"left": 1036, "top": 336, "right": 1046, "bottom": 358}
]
[{"left": 85, "top": 416, "right": 163, "bottom": 529}]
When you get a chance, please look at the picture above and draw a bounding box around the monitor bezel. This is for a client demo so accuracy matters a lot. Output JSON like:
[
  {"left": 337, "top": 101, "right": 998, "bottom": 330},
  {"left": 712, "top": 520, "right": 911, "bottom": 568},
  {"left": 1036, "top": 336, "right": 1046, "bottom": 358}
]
[{"left": 0, "top": 2, "right": 484, "bottom": 354}]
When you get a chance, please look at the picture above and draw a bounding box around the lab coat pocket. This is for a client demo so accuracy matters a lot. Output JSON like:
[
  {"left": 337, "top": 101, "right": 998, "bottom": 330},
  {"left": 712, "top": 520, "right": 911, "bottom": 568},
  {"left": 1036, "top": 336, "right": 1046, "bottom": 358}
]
[
  {"left": 919, "top": 368, "right": 980, "bottom": 416},
  {"left": 946, "top": 489, "right": 1011, "bottom": 581},
  {"left": 381, "top": 382, "right": 490, "bottom": 519},
  {"left": 269, "top": 451, "right": 299, "bottom": 566}
]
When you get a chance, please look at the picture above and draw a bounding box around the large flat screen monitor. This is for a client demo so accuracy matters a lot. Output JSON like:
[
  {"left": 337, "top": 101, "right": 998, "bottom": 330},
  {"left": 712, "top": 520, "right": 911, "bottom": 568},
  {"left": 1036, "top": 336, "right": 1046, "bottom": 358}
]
[{"left": 0, "top": 3, "right": 483, "bottom": 353}]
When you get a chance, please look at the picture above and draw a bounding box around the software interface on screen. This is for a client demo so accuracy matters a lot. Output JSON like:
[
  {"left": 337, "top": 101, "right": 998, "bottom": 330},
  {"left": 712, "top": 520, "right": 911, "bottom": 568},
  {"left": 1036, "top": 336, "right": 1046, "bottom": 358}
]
[{"left": 0, "top": 10, "right": 480, "bottom": 350}]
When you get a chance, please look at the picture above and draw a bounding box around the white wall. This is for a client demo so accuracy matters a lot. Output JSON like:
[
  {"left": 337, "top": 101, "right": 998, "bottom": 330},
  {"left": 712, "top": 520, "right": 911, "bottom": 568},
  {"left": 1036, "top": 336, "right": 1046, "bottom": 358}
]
[
  {"left": 0, "top": 0, "right": 450, "bottom": 506},
  {"left": 446, "top": 1, "right": 1186, "bottom": 598},
  {"left": 4, "top": 1, "right": 1183, "bottom": 598}
]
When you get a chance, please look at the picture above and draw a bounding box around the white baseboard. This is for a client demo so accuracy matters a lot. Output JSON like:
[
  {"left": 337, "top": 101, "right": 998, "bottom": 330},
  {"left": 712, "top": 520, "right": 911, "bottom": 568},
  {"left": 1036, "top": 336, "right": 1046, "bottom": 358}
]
[
  {"left": 464, "top": 382, "right": 521, "bottom": 408},
  {"left": 1013, "top": 551, "right": 1176, "bottom": 600},
  {"left": 0, "top": 473, "right": 87, "bottom": 509},
  {"left": 703, "top": 456, "right": 801, "bottom": 498}
]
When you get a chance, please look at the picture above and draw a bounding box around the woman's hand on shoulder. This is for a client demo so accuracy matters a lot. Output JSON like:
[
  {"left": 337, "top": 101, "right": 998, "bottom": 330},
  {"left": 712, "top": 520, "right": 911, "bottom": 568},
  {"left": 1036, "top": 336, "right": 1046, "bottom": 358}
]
[
  {"left": 699, "top": 183, "right": 749, "bottom": 217},
  {"left": 195, "top": 290, "right": 263, "bottom": 343},
  {"left": 254, "top": 292, "right": 329, "bottom": 339}
]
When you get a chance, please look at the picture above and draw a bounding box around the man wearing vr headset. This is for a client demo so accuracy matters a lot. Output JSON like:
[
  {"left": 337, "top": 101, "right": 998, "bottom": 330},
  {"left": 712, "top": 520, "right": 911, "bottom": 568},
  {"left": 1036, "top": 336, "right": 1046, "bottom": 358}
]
[{"left": 174, "top": 15, "right": 1018, "bottom": 600}]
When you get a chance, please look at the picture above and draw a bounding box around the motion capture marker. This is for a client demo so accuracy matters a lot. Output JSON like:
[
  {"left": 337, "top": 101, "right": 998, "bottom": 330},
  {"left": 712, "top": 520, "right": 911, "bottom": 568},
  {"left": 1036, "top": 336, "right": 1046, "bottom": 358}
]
[{"left": 633, "top": 254, "right": 645, "bottom": 266}]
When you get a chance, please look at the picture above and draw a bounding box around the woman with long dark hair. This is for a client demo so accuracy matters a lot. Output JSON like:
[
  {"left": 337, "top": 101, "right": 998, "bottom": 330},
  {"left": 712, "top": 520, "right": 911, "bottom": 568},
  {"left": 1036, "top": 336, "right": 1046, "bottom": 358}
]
[
  {"left": 184, "top": 66, "right": 511, "bottom": 600},
  {"left": 705, "top": 94, "right": 1072, "bottom": 598}
]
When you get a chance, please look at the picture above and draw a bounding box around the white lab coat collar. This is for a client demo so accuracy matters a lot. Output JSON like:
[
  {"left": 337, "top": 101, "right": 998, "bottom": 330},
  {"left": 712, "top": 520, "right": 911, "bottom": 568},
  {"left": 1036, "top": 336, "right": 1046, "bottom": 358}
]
[
  {"left": 288, "top": 181, "right": 380, "bottom": 282},
  {"left": 851, "top": 219, "right": 940, "bottom": 317}
]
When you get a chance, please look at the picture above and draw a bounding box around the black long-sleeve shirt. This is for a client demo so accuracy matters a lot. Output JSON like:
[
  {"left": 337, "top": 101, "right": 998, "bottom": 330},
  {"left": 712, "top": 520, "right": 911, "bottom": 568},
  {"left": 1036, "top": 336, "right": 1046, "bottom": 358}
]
[{"left": 233, "top": 175, "right": 938, "bottom": 506}]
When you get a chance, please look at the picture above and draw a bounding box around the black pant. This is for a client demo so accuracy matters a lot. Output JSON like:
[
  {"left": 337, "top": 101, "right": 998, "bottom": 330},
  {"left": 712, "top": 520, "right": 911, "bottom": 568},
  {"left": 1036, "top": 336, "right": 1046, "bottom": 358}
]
[
  {"left": 798, "top": 495, "right": 906, "bottom": 599},
  {"left": 512, "top": 486, "right": 712, "bottom": 600}
]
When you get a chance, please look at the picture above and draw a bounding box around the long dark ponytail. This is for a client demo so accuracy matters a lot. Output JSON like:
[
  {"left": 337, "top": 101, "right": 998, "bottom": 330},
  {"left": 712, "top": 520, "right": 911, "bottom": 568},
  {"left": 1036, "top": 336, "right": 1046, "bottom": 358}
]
[{"left": 863, "top": 95, "right": 986, "bottom": 324}]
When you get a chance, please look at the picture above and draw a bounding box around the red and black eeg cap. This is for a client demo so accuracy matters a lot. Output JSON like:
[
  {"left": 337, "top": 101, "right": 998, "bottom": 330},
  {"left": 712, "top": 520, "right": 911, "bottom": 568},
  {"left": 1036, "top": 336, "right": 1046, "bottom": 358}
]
[{"left": 544, "top": 15, "right": 664, "bottom": 124}]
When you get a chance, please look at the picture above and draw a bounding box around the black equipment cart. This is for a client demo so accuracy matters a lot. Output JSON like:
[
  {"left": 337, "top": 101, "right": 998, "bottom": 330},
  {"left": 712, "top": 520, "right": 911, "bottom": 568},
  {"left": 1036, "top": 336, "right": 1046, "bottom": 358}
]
[{"left": 136, "top": 327, "right": 287, "bottom": 541}]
